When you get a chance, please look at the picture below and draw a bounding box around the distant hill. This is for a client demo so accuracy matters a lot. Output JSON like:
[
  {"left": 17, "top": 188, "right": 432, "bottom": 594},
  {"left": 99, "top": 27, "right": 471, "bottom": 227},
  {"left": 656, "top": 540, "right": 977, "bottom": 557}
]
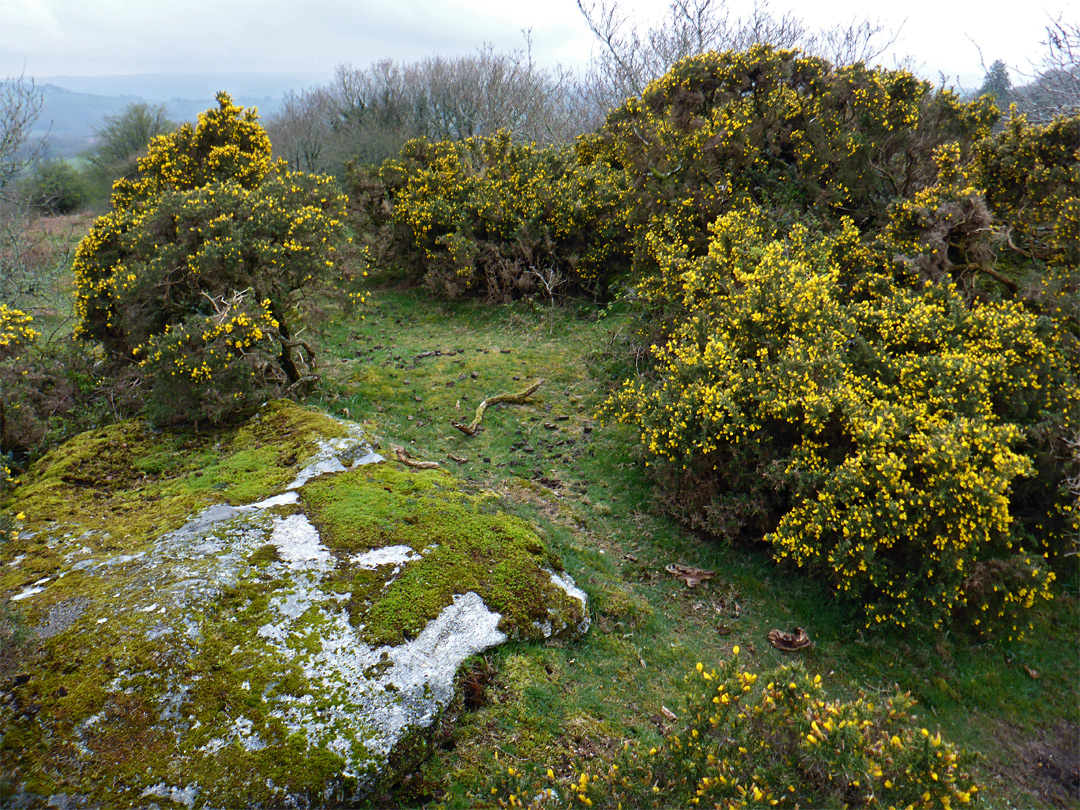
[{"left": 33, "top": 72, "right": 326, "bottom": 158}]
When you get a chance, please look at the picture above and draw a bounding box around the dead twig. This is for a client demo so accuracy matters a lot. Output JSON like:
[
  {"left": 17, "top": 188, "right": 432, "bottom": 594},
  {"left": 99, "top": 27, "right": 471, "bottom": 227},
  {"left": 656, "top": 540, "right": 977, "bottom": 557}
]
[
  {"left": 451, "top": 378, "right": 545, "bottom": 436},
  {"left": 394, "top": 447, "right": 440, "bottom": 469}
]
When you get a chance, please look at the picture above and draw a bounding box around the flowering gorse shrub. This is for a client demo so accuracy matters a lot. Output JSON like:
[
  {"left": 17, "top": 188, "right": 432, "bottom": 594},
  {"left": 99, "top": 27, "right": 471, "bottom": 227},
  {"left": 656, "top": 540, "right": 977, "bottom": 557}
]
[
  {"left": 974, "top": 114, "right": 1080, "bottom": 557},
  {"left": 1, "top": 459, "right": 23, "bottom": 543},
  {"left": 72, "top": 93, "right": 346, "bottom": 424},
  {"left": 365, "top": 130, "right": 629, "bottom": 299},
  {"left": 602, "top": 196, "right": 1072, "bottom": 634},
  {"left": 975, "top": 113, "right": 1079, "bottom": 274},
  {"left": 484, "top": 654, "right": 980, "bottom": 809},
  {"left": 594, "top": 46, "right": 997, "bottom": 276}
]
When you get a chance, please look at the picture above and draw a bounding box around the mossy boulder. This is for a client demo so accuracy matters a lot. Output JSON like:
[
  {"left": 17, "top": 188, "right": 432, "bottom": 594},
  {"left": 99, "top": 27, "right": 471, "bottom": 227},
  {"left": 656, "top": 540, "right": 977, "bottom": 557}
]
[{"left": 0, "top": 402, "right": 588, "bottom": 807}]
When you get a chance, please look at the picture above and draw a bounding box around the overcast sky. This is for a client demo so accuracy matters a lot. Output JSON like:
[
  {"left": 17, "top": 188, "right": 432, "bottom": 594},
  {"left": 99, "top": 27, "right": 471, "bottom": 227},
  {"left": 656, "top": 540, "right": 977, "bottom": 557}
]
[{"left": 2, "top": 0, "right": 1072, "bottom": 92}]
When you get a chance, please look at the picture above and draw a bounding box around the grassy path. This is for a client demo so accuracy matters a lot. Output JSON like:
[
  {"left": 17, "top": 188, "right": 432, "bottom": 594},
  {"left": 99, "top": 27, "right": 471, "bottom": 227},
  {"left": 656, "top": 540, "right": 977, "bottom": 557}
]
[{"left": 307, "top": 286, "right": 1076, "bottom": 806}]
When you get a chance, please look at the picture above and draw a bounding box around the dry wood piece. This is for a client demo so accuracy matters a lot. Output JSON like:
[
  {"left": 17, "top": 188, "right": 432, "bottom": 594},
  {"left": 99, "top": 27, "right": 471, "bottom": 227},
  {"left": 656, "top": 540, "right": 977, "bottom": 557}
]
[
  {"left": 767, "top": 627, "right": 812, "bottom": 652},
  {"left": 451, "top": 378, "right": 545, "bottom": 436},
  {"left": 393, "top": 447, "right": 440, "bottom": 469},
  {"left": 447, "top": 454, "right": 469, "bottom": 464},
  {"left": 665, "top": 563, "right": 715, "bottom": 588}
]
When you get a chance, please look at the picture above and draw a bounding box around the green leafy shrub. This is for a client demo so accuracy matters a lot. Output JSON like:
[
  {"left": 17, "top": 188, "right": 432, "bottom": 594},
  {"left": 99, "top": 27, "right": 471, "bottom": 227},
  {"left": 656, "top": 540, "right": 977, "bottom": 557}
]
[
  {"left": 72, "top": 92, "right": 346, "bottom": 425},
  {"left": 358, "top": 130, "right": 630, "bottom": 299},
  {"left": 23, "top": 158, "right": 86, "bottom": 214},
  {"left": 602, "top": 192, "right": 1073, "bottom": 634},
  {"left": 484, "top": 655, "right": 980, "bottom": 809}
]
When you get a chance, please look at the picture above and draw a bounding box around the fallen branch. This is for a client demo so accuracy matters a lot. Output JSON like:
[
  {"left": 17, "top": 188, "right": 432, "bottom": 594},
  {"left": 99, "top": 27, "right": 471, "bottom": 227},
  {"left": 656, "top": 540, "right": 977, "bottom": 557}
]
[
  {"left": 394, "top": 447, "right": 440, "bottom": 469},
  {"left": 451, "top": 379, "right": 545, "bottom": 437}
]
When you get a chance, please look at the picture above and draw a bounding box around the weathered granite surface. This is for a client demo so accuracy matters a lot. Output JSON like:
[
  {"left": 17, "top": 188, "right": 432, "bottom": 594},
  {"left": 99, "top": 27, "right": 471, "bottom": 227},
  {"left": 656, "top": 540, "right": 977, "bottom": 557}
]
[{"left": 0, "top": 402, "right": 588, "bottom": 807}]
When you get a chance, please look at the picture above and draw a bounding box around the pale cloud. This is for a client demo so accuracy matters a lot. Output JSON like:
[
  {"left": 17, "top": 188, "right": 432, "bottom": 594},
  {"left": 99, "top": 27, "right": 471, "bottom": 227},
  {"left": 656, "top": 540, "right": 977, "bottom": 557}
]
[{"left": 1, "top": 0, "right": 1073, "bottom": 89}]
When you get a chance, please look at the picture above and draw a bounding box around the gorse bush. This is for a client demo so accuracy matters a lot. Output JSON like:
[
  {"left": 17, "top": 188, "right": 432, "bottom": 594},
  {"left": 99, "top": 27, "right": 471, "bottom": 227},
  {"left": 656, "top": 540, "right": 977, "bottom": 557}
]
[
  {"left": 976, "top": 113, "right": 1079, "bottom": 272},
  {"left": 589, "top": 49, "right": 1077, "bottom": 636},
  {"left": 602, "top": 187, "right": 1072, "bottom": 633},
  {"left": 485, "top": 655, "right": 980, "bottom": 809},
  {"left": 590, "top": 46, "right": 999, "bottom": 292},
  {"left": 72, "top": 92, "right": 346, "bottom": 425},
  {"left": 359, "top": 130, "right": 629, "bottom": 299}
]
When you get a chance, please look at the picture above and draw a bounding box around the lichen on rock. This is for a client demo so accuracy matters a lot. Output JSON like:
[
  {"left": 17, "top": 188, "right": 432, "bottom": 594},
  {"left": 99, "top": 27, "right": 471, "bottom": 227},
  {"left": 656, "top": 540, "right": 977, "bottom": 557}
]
[{"left": 0, "top": 401, "right": 589, "bottom": 807}]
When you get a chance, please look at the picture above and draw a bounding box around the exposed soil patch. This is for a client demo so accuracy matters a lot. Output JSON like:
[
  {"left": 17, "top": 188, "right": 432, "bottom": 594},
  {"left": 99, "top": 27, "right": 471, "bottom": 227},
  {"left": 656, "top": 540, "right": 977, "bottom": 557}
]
[{"left": 988, "top": 719, "right": 1079, "bottom": 808}]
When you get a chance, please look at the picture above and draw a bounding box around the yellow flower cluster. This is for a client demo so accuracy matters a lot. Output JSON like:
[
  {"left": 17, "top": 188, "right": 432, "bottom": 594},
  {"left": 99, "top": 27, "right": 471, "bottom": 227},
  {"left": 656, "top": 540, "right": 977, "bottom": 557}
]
[
  {"left": 110, "top": 91, "right": 274, "bottom": 212},
  {"left": 593, "top": 45, "right": 997, "bottom": 281},
  {"left": 0, "top": 305, "right": 39, "bottom": 353},
  {"left": 976, "top": 112, "right": 1079, "bottom": 273},
  {"left": 0, "top": 460, "right": 25, "bottom": 542}
]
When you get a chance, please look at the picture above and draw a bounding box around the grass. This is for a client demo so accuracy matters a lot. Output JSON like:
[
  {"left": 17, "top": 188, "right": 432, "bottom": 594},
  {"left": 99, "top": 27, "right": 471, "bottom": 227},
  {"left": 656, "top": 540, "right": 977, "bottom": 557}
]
[{"left": 303, "top": 282, "right": 1078, "bottom": 809}]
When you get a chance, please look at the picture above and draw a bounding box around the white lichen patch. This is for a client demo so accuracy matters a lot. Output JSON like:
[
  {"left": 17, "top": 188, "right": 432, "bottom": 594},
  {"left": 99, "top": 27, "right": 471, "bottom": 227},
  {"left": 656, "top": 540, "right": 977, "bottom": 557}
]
[
  {"left": 548, "top": 569, "right": 588, "bottom": 608},
  {"left": 270, "top": 513, "right": 332, "bottom": 568},
  {"left": 141, "top": 782, "right": 199, "bottom": 808},
  {"left": 10, "top": 577, "right": 50, "bottom": 601},
  {"left": 351, "top": 545, "right": 423, "bottom": 569},
  {"left": 248, "top": 491, "right": 300, "bottom": 510},
  {"left": 260, "top": 590, "right": 506, "bottom": 773},
  {"left": 540, "top": 570, "right": 591, "bottom": 639},
  {"left": 286, "top": 420, "right": 384, "bottom": 490}
]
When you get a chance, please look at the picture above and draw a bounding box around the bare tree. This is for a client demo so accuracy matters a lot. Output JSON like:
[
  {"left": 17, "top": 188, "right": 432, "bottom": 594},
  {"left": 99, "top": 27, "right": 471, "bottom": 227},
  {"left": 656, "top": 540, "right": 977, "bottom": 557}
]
[
  {"left": 1012, "top": 16, "right": 1080, "bottom": 122},
  {"left": 576, "top": 0, "right": 900, "bottom": 120},
  {"left": 0, "top": 74, "right": 81, "bottom": 329},
  {"left": 0, "top": 73, "right": 47, "bottom": 201},
  {"left": 1, "top": 74, "right": 56, "bottom": 310},
  {"left": 266, "top": 87, "right": 339, "bottom": 173},
  {"left": 299, "top": 37, "right": 586, "bottom": 172},
  {"left": 86, "top": 102, "right": 175, "bottom": 183}
]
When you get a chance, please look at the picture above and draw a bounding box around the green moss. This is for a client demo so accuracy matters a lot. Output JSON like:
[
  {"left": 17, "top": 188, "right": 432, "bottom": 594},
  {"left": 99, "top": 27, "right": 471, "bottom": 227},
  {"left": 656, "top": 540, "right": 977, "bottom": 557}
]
[
  {"left": 2, "top": 400, "right": 348, "bottom": 585},
  {"left": 249, "top": 543, "right": 282, "bottom": 566},
  {"left": 302, "top": 464, "right": 583, "bottom": 647}
]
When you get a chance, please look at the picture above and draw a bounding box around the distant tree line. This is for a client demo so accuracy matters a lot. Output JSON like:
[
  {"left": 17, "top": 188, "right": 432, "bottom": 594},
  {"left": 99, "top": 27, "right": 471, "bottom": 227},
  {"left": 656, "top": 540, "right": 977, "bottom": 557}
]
[{"left": 264, "top": 0, "right": 906, "bottom": 177}]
